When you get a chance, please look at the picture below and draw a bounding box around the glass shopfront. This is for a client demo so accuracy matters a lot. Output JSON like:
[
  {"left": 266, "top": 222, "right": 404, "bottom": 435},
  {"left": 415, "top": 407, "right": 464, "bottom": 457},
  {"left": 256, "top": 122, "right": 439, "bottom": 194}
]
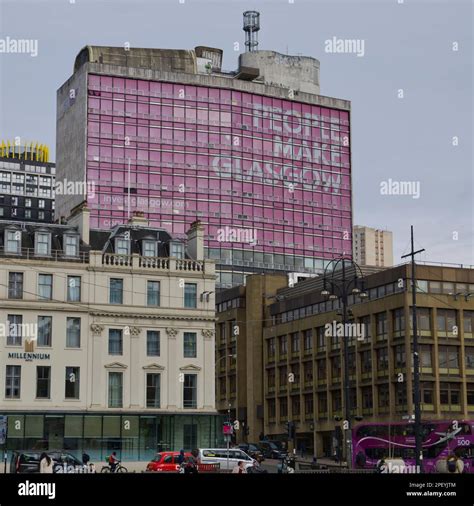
[{"left": 2, "top": 412, "right": 225, "bottom": 461}]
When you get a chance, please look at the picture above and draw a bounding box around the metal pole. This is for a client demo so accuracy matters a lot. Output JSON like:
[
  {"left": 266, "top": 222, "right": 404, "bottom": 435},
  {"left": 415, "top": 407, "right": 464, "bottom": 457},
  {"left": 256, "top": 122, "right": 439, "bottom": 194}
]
[
  {"left": 227, "top": 404, "right": 231, "bottom": 472},
  {"left": 341, "top": 260, "right": 351, "bottom": 469},
  {"left": 3, "top": 417, "right": 7, "bottom": 474},
  {"left": 127, "top": 157, "right": 131, "bottom": 219},
  {"left": 410, "top": 226, "right": 423, "bottom": 473},
  {"left": 402, "top": 226, "right": 425, "bottom": 473},
  {"left": 313, "top": 422, "right": 317, "bottom": 459}
]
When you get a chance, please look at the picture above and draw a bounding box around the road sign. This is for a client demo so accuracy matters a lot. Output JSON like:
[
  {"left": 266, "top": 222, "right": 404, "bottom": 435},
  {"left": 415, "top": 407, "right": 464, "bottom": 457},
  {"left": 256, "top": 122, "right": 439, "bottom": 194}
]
[
  {"left": 0, "top": 416, "right": 7, "bottom": 445},
  {"left": 223, "top": 422, "right": 233, "bottom": 435}
]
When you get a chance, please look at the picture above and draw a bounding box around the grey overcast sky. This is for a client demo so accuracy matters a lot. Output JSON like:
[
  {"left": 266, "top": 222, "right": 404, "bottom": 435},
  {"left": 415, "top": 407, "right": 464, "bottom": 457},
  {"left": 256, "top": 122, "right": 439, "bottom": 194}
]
[{"left": 0, "top": 0, "right": 472, "bottom": 265}]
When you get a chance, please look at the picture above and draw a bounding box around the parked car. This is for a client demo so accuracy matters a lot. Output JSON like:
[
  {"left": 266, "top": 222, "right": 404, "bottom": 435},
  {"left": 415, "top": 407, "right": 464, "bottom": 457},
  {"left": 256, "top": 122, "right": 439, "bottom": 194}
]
[
  {"left": 197, "top": 448, "right": 255, "bottom": 471},
  {"left": 146, "top": 451, "right": 192, "bottom": 472},
  {"left": 237, "top": 443, "right": 265, "bottom": 463},
  {"left": 257, "top": 441, "right": 288, "bottom": 460},
  {"left": 10, "top": 450, "right": 84, "bottom": 473}
]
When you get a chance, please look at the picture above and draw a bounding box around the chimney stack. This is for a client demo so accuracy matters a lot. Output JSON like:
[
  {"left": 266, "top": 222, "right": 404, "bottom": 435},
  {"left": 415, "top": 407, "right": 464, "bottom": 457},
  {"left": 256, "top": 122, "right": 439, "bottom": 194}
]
[{"left": 186, "top": 220, "right": 205, "bottom": 261}]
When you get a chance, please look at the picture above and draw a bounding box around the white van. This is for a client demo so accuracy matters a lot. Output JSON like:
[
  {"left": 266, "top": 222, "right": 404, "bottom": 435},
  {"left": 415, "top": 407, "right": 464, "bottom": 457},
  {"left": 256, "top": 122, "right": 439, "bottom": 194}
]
[{"left": 197, "top": 448, "right": 255, "bottom": 471}]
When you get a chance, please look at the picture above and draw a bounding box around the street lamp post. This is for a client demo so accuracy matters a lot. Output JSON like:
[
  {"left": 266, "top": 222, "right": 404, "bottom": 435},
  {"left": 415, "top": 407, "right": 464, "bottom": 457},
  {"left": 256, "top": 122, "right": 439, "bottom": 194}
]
[
  {"left": 217, "top": 354, "right": 236, "bottom": 471},
  {"left": 321, "top": 256, "right": 367, "bottom": 469},
  {"left": 401, "top": 226, "right": 425, "bottom": 473}
]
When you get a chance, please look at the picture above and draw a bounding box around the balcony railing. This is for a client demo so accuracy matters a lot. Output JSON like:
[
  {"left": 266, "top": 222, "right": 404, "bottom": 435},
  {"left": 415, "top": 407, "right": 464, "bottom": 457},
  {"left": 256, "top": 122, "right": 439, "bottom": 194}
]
[
  {"left": 0, "top": 247, "right": 89, "bottom": 263},
  {"left": 97, "top": 252, "right": 209, "bottom": 273},
  {"left": 175, "top": 258, "right": 204, "bottom": 272},
  {"left": 0, "top": 248, "right": 211, "bottom": 274},
  {"left": 139, "top": 256, "right": 170, "bottom": 269},
  {"left": 103, "top": 253, "right": 132, "bottom": 267}
]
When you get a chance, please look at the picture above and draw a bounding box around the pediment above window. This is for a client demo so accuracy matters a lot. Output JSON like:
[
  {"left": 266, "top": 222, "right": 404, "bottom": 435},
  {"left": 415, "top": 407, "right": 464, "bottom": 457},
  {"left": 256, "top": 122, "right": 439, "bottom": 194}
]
[
  {"left": 104, "top": 362, "right": 128, "bottom": 370},
  {"left": 142, "top": 363, "right": 165, "bottom": 371},
  {"left": 179, "top": 364, "right": 201, "bottom": 371}
]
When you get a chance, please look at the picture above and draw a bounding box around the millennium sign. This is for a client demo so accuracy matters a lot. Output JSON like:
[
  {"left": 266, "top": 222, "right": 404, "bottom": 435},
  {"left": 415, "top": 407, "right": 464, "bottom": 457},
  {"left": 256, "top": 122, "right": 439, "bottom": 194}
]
[
  {"left": 6, "top": 338, "right": 50, "bottom": 361},
  {"left": 8, "top": 352, "right": 50, "bottom": 361}
]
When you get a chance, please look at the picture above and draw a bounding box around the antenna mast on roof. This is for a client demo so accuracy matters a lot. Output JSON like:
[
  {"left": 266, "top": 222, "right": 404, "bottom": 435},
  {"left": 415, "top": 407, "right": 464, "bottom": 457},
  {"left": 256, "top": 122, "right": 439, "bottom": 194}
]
[{"left": 243, "top": 11, "right": 260, "bottom": 52}]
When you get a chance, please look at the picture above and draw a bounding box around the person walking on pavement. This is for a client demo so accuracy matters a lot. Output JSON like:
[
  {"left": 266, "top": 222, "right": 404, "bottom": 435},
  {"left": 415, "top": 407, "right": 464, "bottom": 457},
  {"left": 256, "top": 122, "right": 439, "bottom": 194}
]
[
  {"left": 39, "top": 453, "right": 53, "bottom": 473},
  {"left": 176, "top": 449, "right": 185, "bottom": 467},
  {"left": 447, "top": 454, "right": 464, "bottom": 473},
  {"left": 232, "top": 461, "right": 247, "bottom": 473}
]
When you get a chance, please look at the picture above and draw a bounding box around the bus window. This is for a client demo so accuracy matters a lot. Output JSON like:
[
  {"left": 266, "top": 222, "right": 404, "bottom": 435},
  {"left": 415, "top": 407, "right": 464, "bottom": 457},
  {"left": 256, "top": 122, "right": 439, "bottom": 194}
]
[
  {"left": 421, "top": 424, "right": 435, "bottom": 438},
  {"left": 423, "top": 442, "right": 448, "bottom": 459},
  {"left": 461, "top": 423, "right": 472, "bottom": 435},
  {"left": 365, "top": 448, "right": 386, "bottom": 460},
  {"left": 393, "top": 425, "right": 411, "bottom": 437},
  {"left": 356, "top": 425, "right": 389, "bottom": 438}
]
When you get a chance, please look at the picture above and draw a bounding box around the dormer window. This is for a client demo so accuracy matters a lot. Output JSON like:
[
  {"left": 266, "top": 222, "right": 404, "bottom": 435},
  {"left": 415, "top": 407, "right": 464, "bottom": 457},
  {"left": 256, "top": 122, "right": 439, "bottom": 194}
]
[
  {"left": 170, "top": 241, "right": 184, "bottom": 259},
  {"left": 115, "top": 237, "right": 130, "bottom": 255},
  {"left": 5, "top": 229, "right": 21, "bottom": 254},
  {"left": 143, "top": 240, "right": 157, "bottom": 257},
  {"left": 35, "top": 232, "right": 51, "bottom": 256},
  {"left": 64, "top": 234, "right": 79, "bottom": 257}
]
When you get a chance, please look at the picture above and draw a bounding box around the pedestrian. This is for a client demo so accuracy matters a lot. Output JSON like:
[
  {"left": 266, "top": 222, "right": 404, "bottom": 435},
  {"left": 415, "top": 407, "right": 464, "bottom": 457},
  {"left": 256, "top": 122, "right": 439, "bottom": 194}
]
[
  {"left": 232, "top": 461, "right": 247, "bottom": 474},
  {"left": 310, "top": 456, "right": 318, "bottom": 470},
  {"left": 176, "top": 449, "right": 185, "bottom": 466},
  {"left": 376, "top": 455, "right": 387, "bottom": 474},
  {"left": 39, "top": 452, "right": 53, "bottom": 474},
  {"left": 355, "top": 451, "right": 366, "bottom": 469},
  {"left": 184, "top": 455, "right": 198, "bottom": 474},
  {"left": 259, "top": 432, "right": 265, "bottom": 441},
  {"left": 447, "top": 454, "right": 464, "bottom": 473}
]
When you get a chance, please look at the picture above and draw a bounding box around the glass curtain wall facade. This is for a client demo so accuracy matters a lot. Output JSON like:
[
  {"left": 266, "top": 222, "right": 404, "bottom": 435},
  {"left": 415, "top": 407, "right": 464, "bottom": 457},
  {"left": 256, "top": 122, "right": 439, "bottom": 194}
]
[
  {"left": 86, "top": 75, "right": 352, "bottom": 285},
  {"left": 3, "top": 412, "right": 225, "bottom": 462}
]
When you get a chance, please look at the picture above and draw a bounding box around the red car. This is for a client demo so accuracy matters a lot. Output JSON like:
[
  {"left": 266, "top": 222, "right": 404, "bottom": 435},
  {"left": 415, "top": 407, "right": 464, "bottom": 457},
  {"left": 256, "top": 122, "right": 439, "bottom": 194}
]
[{"left": 146, "top": 452, "right": 192, "bottom": 472}]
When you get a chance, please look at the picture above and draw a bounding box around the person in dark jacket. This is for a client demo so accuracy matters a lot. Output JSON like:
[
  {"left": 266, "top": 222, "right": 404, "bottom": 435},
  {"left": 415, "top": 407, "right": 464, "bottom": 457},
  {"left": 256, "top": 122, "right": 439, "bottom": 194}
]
[{"left": 176, "top": 449, "right": 185, "bottom": 466}]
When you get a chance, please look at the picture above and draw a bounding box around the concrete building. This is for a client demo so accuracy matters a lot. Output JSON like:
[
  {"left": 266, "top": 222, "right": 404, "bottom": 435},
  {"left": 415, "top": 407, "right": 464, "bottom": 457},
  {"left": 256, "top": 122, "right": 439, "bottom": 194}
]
[
  {"left": 353, "top": 225, "right": 393, "bottom": 267},
  {"left": 215, "top": 274, "right": 288, "bottom": 441},
  {"left": 55, "top": 16, "right": 353, "bottom": 289},
  {"left": 0, "top": 142, "right": 55, "bottom": 223},
  {"left": 216, "top": 264, "right": 474, "bottom": 457},
  {"left": 0, "top": 206, "right": 222, "bottom": 461}
]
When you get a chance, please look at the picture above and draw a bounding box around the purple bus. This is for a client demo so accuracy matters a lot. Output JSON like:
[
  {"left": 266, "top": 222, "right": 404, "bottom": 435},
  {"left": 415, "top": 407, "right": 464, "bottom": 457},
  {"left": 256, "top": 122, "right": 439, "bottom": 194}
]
[{"left": 352, "top": 420, "right": 474, "bottom": 473}]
